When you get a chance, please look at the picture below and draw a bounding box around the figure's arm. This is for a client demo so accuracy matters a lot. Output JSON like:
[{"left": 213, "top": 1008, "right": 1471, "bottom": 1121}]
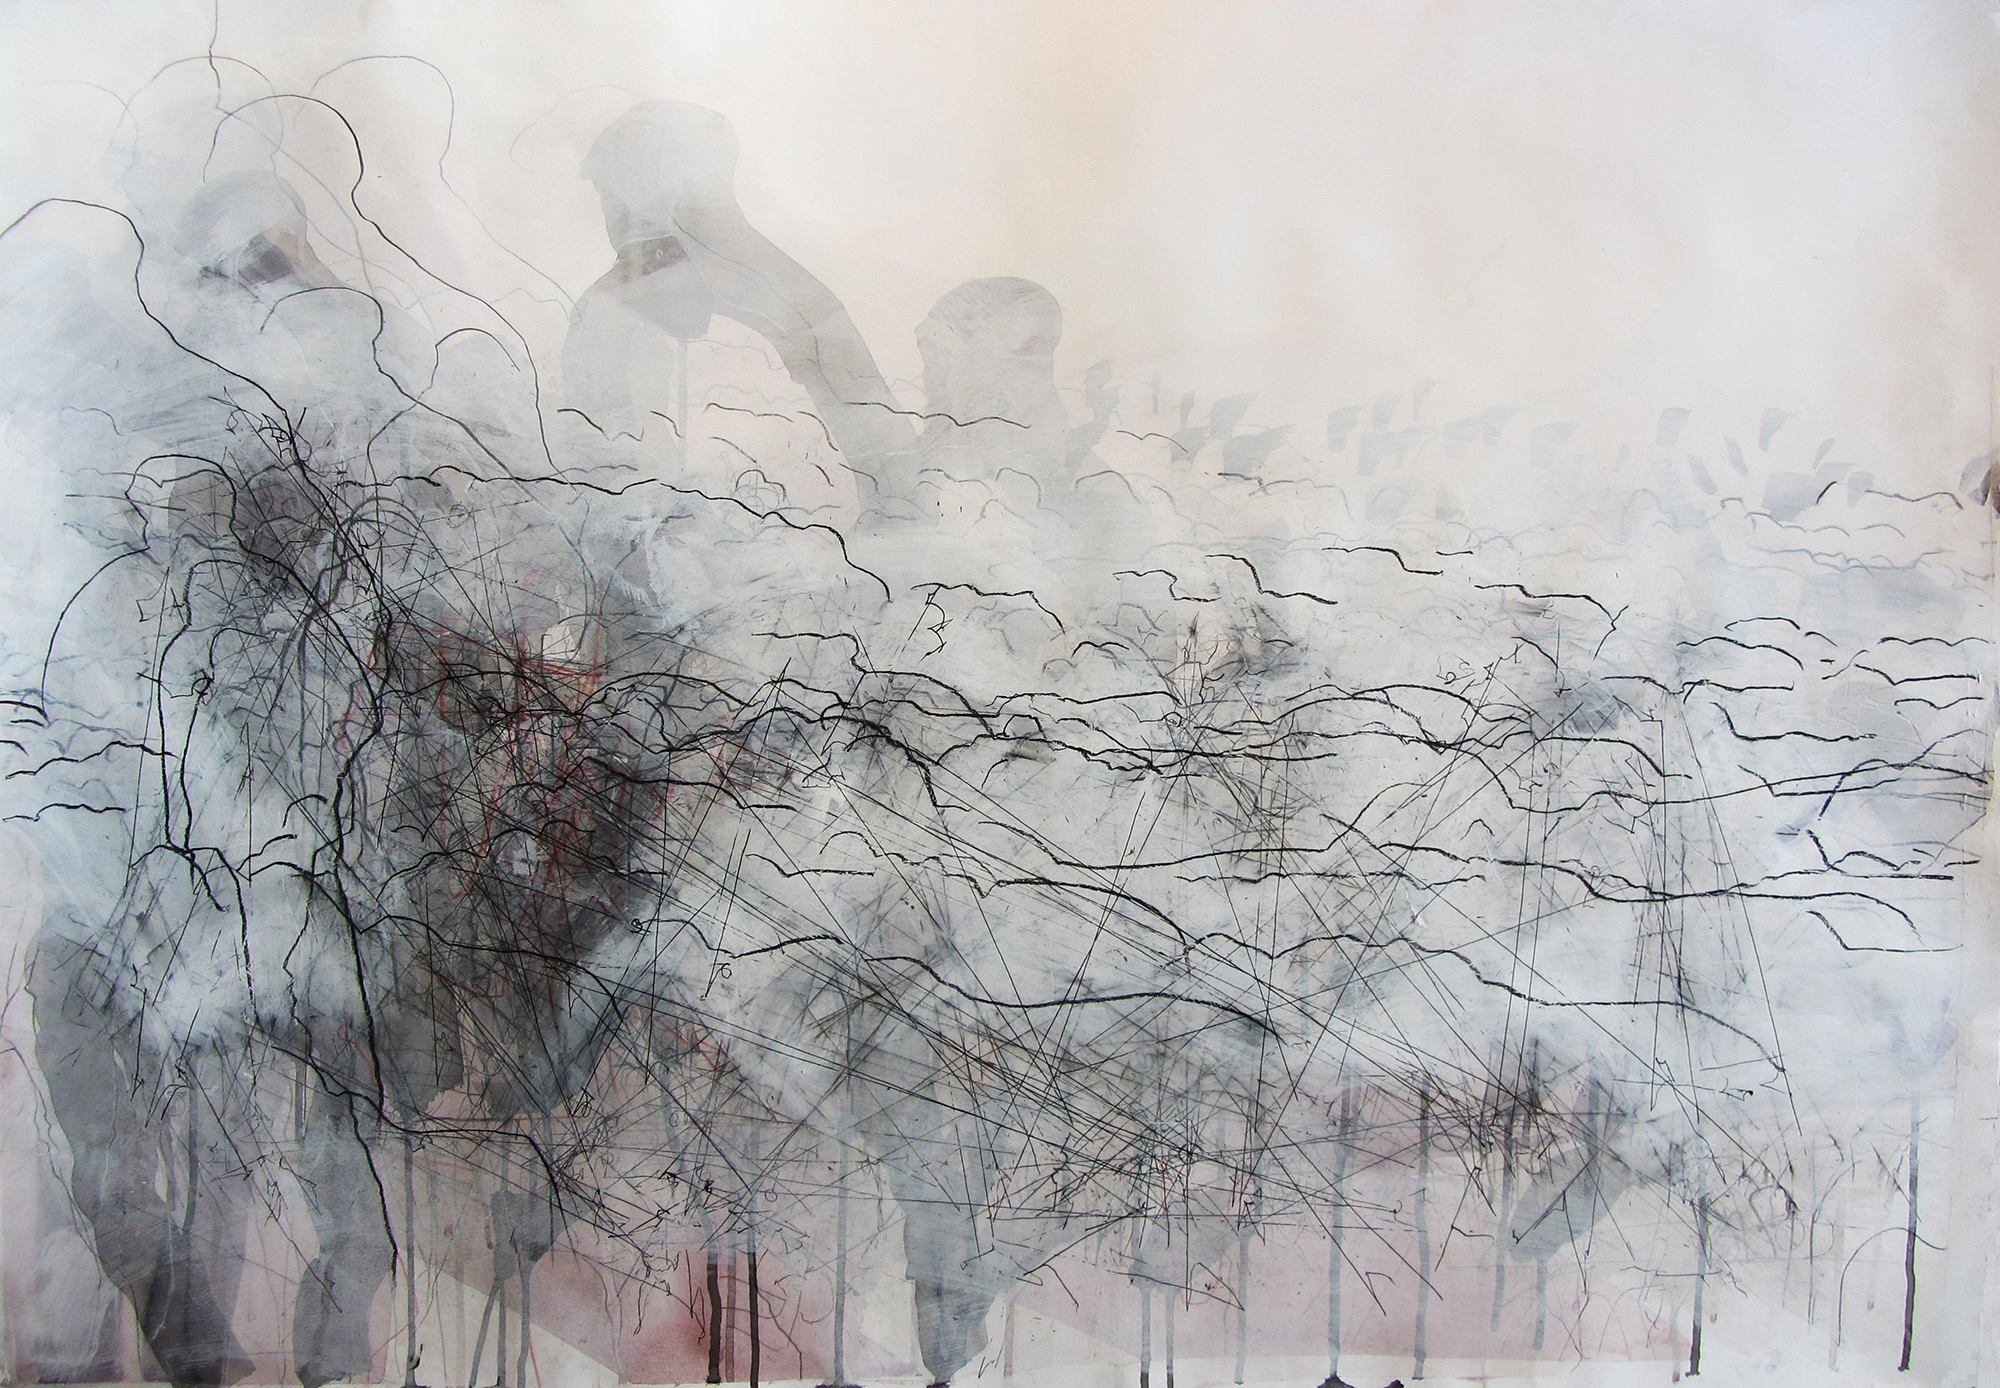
[{"left": 575, "top": 104, "right": 921, "bottom": 508}]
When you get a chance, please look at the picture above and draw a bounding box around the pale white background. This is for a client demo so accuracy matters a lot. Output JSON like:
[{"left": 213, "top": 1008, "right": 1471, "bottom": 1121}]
[
  {"left": 0, "top": 0, "right": 1994, "bottom": 480},
  {"left": 0, "top": 4, "right": 1995, "bottom": 1385}
]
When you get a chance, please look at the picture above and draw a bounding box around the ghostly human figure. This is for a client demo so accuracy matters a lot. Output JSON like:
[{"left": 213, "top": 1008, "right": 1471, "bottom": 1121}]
[
  {"left": 915, "top": 277, "right": 1070, "bottom": 497},
  {"left": 21, "top": 170, "right": 342, "bottom": 1388},
  {"left": 24, "top": 168, "right": 476, "bottom": 1388},
  {"left": 176, "top": 170, "right": 338, "bottom": 295},
  {"left": 565, "top": 110, "right": 1038, "bottom": 1384},
  {"left": 28, "top": 938, "right": 258, "bottom": 1387},
  {"left": 569, "top": 102, "right": 921, "bottom": 515}
]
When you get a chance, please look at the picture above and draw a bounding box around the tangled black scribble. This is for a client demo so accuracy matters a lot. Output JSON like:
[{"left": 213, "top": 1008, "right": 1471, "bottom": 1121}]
[{"left": 0, "top": 75, "right": 1988, "bottom": 1388}]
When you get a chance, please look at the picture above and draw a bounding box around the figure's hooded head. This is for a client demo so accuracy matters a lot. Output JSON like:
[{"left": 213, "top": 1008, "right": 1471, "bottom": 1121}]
[
  {"left": 918, "top": 277, "right": 1063, "bottom": 382},
  {"left": 917, "top": 277, "right": 1069, "bottom": 485},
  {"left": 582, "top": 102, "right": 740, "bottom": 250},
  {"left": 176, "top": 170, "right": 319, "bottom": 288}
]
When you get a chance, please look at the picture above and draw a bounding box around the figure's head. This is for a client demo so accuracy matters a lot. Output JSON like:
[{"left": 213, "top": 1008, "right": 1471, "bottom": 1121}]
[
  {"left": 582, "top": 102, "right": 740, "bottom": 249},
  {"left": 917, "top": 277, "right": 1063, "bottom": 381},
  {"left": 916, "top": 279, "right": 1068, "bottom": 484},
  {"left": 176, "top": 170, "right": 317, "bottom": 287}
]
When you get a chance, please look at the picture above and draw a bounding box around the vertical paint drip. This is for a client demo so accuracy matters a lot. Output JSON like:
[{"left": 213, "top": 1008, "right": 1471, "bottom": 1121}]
[
  {"left": 516, "top": 1261, "right": 532, "bottom": 1388},
  {"left": 1414, "top": 1090, "right": 1430, "bottom": 1380},
  {"left": 1235, "top": 1226, "right": 1251, "bottom": 1385},
  {"left": 1327, "top": 1206, "right": 1343, "bottom": 1380},
  {"left": 675, "top": 334, "right": 690, "bottom": 473},
  {"left": 403, "top": 1138, "right": 420, "bottom": 1388},
  {"left": 725, "top": 1237, "right": 739, "bottom": 1381},
  {"left": 1899, "top": 1094, "right": 1919, "bottom": 1373},
  {"left": 831, "top": 1136, "right": 852, "bottom": 1386},
  {"left": 466, "top": 1275, "right": 499, "bottom": 1388},
  {"left": 706, "top": 1233, "right": 723, "bottom": 1385},
  {"left": 181, "top": 1084, "right": 199, "bottom": 1358},
  {"left": 1329, "top": 1094, "right": 1354, "bottom": 1380},
  {"left": 495, "top": 1271, "right": 509, "bottom": 1388},
  {"left": 1490, "top": 1100, "right": 1517, "bottom": 1335},
  {"left": 432, "top": 1158, "right": 453, "bottom": 1385},
  {"left": 747, "top": 1224, "right": 762, "bottom": 1388},
  {"left": 1164, "top": 1287, "right": 1176, "bottom": 1388},
  {"left": 1139, "top": 1282, "right": 1152, "bottom": 1388},
  {"left": 1532, "top": 1257, "right": 1547, "bottom": 1353},
  {"left": 1689, "top": 1195, "right": 1709, "bottom": 1377},
  {"left": 1004, "top": 1292, "right": 1017, "bottom": 1383}
]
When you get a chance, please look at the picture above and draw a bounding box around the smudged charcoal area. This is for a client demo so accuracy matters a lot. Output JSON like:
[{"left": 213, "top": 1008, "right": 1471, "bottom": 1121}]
[{"left": 0, "top": 61, "right": 1989, "bottom": 1388}]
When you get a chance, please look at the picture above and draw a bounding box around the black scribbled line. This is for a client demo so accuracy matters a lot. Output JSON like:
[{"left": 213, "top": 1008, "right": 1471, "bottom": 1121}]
[
  {"left": 1677, "top": 634, "right": 1806, "bottom": 669},
  {"left": 1111, "top": 569, "right": 1219, "bottom": 604},
  {"left": 912, "top": 581, "right": 1067, "bottom": 633},
  {"left": 1473, "top": 582, "right": 1622, "bottom": 631},
  {"left": 1707, "top": 704, "right": 1875, "bottom": 745},
  {"left": 1321, "top": 544, "right": 1446, "bottom": 576},
  {"left": 1208, "top": 552, "right": 1339, "bottom": 608},
  {"left": 840, "top": 398, "right": 1031, "bottom": 430}
]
